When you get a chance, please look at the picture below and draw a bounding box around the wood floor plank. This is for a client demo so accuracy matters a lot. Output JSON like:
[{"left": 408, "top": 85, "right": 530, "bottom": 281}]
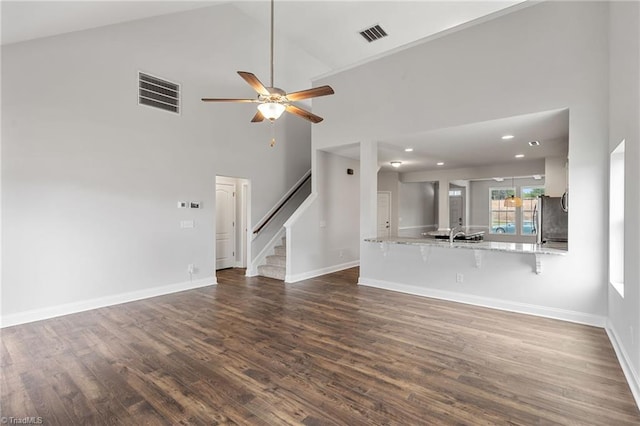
[{"left": 1, "top": 267, "right": 639, "bottom": 424}]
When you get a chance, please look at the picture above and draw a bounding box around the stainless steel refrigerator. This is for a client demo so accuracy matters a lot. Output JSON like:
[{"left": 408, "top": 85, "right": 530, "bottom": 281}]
[{"left": 535, "top": 195, "right": 568, "bottom": 246}]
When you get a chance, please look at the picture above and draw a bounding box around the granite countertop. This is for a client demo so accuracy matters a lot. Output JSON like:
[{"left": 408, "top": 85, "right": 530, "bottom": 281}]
[{"left": 364, "top": 237, "right": 567, "bottom": 256}]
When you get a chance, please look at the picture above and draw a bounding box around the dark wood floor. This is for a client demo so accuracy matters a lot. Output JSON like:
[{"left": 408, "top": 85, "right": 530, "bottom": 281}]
[{"left": 1, "top": 268, "right": 639, "bottom": 425}]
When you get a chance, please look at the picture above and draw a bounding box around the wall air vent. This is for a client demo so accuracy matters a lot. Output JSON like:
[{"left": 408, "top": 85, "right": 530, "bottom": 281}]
[
  {"left": 138, "top": 72, "right": 180, "bottom": 114},
  {"left": 359, "top": 24, "right": 388, "bottom": 43}
]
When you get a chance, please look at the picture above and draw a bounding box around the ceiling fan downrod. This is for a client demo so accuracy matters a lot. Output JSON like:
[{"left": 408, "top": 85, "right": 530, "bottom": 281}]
[{"left": 270, "top": 0, "right": 274, "bottom": 88}]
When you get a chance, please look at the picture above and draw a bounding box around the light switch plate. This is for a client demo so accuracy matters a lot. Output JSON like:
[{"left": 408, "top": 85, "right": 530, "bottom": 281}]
[
  {"left": 180, "top": 220, "right": 194, "bottom": 228},
  {"left": 177, "top": 201, "right": 187, "bottom": 208}
]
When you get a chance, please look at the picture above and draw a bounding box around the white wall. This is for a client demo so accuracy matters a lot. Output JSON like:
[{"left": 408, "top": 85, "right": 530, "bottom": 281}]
[
  {"left": 313, "top": 1, "right": 609, "bottom": 321},
  {"left": 286, "top": 150, "right": 360, "bottom": 281},
  {"left": 1, "top": 4, "right": 325, "bottom": 325},
  {"left": 398, "top": 181, "right": 436, "bottom": 237},
  {"left": 607, "top": 0, "right": 640, "bottom": 402}
]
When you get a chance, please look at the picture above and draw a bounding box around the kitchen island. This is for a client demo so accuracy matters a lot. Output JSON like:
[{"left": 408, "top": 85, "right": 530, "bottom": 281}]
[
  {"left": 364, "top": 236, "right": 567, "bottom": 257},
  {"left": 357, "top": 236, "right": 597, "bottom": 326}
]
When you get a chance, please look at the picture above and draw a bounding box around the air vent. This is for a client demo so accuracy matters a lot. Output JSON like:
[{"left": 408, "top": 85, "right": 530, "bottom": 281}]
[
  {"left": 359, "top": 24, "right": 388, "bottom": 43},
  {"left": 138, "top": 72, "right": 180, "bottom": 114}
]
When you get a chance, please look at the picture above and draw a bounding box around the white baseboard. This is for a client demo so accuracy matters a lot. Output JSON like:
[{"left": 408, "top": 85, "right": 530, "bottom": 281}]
[
  {"left": 286, "top": 260, "right": 359, "bottom": 283},
  {"left": 1, "top": 276, "right": 217, "bottom": 328},
  {"left": 358, "top": 277, "right": 606, "bottom": 327},
  {"left": 606, "top": 320, "right": 640, "bottom": 409}
]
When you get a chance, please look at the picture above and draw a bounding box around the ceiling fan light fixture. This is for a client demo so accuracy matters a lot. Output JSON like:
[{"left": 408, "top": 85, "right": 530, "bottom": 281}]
[{"left": 258, "top": 102, "right": 286, "bottom": 121}]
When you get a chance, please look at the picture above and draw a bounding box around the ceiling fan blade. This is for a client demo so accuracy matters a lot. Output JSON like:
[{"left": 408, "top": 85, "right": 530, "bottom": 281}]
[
  {"left": 251, "top": 110, "right": 265, "bottom": 123},
  {"left": 201, "top": 98, "right": 257, "bottom": 102},
  {"left": 285, "top": 104, "right": 323, "bottom": 124},
  {"left": 286, "top": 85, "right": 335, "bottom": 102},
  {"left": 238, "top": 71, "right": 270, "bottom": 96}
]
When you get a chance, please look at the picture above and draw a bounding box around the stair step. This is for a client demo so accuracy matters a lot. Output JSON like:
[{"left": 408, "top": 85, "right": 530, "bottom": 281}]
[
  {"left": 258, "top": 264, "right": 285, "bottom": 280},
  {"left": 266, "top": 255, "right": 286, "bottom": 267},
  {"left": 274, "top": 245, "right": 286, "bottom": 256}
]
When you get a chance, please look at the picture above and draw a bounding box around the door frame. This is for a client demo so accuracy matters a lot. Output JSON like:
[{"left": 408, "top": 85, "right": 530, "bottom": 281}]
[
  {"left": 377, "top": 191, "right": 392, "bottom": 238},
  {"left": 215, "top": 175, "right": 251, "bottom": 271},
  {"left": 215, "top": 179, "right": 236, "bottom": 270}
]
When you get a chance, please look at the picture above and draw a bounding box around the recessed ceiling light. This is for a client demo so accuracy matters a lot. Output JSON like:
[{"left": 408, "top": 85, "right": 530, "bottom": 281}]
[
  {"left": 436, "top": 162, "right": 444, "bottom": 166},
  {"left": 404, "top": 148, "right": 414, "bottom": 152},
  {"left": 502, "top": 135, "right": 515, "bottom": 140},
  {"left": 528, "top": 140, "right": 540, "bottom": 146},
  {"left": 533, "top": 175, "right": 542, "bottom": 180},
  {"left": 390, "top": 161, "right": 402, "bottom": 168},
  {"left": 515, "top": 154, "right": 525, "bottom": 158},
  {"left": 493, "top": 177, "right": 504, "bottom": 182}
]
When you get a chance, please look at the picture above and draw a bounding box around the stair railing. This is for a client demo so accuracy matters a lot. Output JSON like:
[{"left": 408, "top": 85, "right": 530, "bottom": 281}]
[{"left": 253, "top": 170, "right": 311, "bottom": 235}]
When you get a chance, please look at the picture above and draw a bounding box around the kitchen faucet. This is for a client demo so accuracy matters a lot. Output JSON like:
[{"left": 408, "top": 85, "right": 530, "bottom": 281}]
[{"left": 449, "top": 226, "right": 466, "bottom": 243}]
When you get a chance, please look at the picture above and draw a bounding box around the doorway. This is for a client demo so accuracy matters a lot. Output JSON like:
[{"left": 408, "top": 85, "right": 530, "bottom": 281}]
[
  {"left": 377, "top": 191, "right": 391, "bottom": 237},
  {"left": 216, "top": 176, "right": 250, "bottom": 270}
]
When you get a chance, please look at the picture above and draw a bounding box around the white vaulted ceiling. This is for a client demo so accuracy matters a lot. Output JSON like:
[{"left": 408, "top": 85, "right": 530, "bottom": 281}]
[
  {"left": 1, "top": 0, "right": 524, "bottom": 76},
  {"left": 2, "top": 0, "right": 542, "bottom": 171}
]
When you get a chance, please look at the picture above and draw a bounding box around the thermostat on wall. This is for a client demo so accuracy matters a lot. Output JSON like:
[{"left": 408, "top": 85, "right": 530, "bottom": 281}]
[{"left": 189, "top": 201, "right": 201, "bottom": 209}]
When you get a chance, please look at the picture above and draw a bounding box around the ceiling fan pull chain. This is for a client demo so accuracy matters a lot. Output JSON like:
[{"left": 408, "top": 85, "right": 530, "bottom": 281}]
[{"left": 270, "top": 121, "right": 276, "bottom": 147}]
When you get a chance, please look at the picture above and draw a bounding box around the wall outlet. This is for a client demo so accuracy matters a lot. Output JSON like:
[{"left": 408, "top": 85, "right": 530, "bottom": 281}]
[
  {"left": 187, "top": 264, "right": 195, "bottom": 274},
  {"left": 180, "top": 220, "right": 194, "bottom": 228},
  {"left": 456, "top": 273, "right": 464, "bottom": 283}
]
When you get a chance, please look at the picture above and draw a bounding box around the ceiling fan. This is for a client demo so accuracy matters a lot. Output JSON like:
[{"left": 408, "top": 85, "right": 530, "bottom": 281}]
[{"left": 202, "top": 0, "right": 334, "bottom": 124}]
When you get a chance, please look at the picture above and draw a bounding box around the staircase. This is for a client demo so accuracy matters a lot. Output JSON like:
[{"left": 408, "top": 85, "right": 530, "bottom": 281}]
[{"left": 257, "top": 236, "right": 286, "bottom": 280}]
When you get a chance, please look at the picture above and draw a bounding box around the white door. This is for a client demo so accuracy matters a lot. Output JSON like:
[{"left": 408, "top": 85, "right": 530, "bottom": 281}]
[
  {"left": 377, "top": 192, "right": 391, "bottom": 238},
  {"left": 449, "top": 196, "right": 463, "bottom": 227},
  {"left": 216, "top": 182, "right": 236, "bottom": 270}
]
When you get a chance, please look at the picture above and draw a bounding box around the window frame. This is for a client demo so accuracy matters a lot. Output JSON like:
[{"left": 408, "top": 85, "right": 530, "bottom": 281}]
[{"left": 489, "top": 186, "right": 517, "bottom": 235}]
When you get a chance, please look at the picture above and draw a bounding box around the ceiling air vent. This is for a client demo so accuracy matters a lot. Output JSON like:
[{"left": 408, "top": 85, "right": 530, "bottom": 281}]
[
  {"left": 359, "top": 24, "right": 388, "bottom": 43},
  {"left": 138, "top": 72, "right": 180, "bottom": 114}
]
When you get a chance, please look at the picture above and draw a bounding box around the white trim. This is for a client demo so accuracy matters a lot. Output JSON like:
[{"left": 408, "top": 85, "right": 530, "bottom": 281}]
[
  {"left": 1, "top": 276, "right": 216, "bottom": 328},
  {"left": 606, "top": 320, "right": 640, "bottom": 409},
  {"left": 246, "top": 227, "right": 286, "bottom": 276},
  {"left": 253, "top": 169, "right": 311, "bottom": 237},
  {"left": 357, "top": 277, "right": 606, "bottom": 327},
  {"left": 286, "top": 260, "right": 360, "bottom": 283}
]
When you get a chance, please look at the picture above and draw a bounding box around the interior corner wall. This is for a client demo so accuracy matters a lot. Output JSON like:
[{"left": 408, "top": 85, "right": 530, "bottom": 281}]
[
  {"left": 0, "top": 3, "right": 323, "bottom": 325},
  {"left": 312, "top": 1, "right": 610, "bottom": 320},
  {"left": 607, "top": 0, "right": 640, "bottom": 393},
  {"left": 287, "top": 150, "right": 360, "bottom": 281}
]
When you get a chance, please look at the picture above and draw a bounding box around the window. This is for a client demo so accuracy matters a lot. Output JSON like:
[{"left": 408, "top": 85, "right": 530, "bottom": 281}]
[
  {"left": 609, "top": 140, "right": 625, "bottom": 297},
  {"left": 490, "top": 188, "right": 516, "bottom": 234},
  {"left": 521, "top": 186, "right": 544, "bottom": 235}
]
